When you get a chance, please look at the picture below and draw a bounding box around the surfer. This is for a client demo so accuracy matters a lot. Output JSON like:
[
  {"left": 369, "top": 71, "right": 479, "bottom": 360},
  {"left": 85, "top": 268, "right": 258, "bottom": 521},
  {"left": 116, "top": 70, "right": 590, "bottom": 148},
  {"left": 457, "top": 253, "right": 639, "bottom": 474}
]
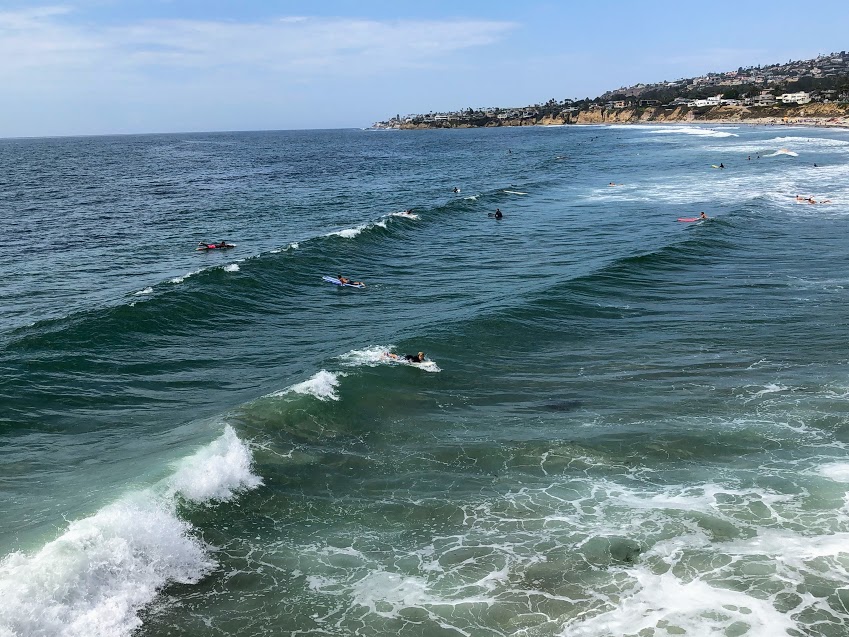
[
  {"left": 337, "top": 274, "right": 364, "bottom": 286},
  {"left": 719, "top": 163, "right": 725, "bottom": 169},
  {"left": 699, "top": 212, "right": 708, "bottom": 220},
  {"left": 338, "top": 274, "right": 364, "bottom": 286},
  {"left": 494, "top": 208, "right": 503, "bottom": 219},
  {"left": 384, "top": 351, "right": 425, "bottom": 363},
  {"left": 453, "top": 187, "right": 460, "bottom": 193},
  {"left": 608, "top": 182, "right": 617, "bottom": 186}
]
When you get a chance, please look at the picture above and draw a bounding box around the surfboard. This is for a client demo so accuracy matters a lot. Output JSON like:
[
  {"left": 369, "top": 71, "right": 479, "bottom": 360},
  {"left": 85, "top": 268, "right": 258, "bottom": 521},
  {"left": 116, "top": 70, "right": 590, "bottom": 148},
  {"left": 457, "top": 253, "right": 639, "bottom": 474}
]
[
  {"left": 677, "top": 217, "right": 699, "bottom": 222},
  {"left": 322, "top": 275, "right": 366, "bottom": 288},
  {"left": 711, "top": 165, "right": 720, "bottom": 169}
]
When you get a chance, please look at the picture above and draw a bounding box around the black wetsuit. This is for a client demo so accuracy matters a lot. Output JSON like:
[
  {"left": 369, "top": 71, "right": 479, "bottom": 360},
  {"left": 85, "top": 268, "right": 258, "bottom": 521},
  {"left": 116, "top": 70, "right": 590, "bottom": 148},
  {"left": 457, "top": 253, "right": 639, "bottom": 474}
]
[{"left": 404, "top": 354, "right": 423, "bottom": 362}]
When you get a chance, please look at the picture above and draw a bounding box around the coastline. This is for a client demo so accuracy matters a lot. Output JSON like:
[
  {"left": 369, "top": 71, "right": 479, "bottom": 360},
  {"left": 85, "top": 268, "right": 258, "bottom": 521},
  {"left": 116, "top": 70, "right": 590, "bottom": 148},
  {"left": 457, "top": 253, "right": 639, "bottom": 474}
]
[{"left": 395, "top": 103, "right": 849, "bottom": 131}]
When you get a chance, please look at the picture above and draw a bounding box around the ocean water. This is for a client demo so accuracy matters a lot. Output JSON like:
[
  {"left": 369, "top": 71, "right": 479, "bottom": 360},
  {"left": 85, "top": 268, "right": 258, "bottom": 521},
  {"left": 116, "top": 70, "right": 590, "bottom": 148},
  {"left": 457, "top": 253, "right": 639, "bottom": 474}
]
[{"left": 2, "top": 123, "right": 849, "bottom": 636}]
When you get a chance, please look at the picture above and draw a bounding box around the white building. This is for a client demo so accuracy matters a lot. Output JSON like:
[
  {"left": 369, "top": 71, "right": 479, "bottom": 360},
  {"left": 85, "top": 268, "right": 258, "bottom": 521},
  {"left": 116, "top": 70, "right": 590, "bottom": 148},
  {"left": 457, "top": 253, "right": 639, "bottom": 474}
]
[{"left": 780, "top": 91, "right": 811, "bottom": 104}]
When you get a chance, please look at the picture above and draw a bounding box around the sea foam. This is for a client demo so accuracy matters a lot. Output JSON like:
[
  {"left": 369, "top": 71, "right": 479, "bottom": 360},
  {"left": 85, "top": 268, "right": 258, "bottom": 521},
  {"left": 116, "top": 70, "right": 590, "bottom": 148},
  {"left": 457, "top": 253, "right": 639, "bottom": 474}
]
[
  {"left": 0, "top": 425, "right": 261, "bottom": 637},
  {"left": 272, "top": 370, "right": 343, "bottom": 401},
  {"left": 327, "top": 220, "right": 387, "bottom": 239}
]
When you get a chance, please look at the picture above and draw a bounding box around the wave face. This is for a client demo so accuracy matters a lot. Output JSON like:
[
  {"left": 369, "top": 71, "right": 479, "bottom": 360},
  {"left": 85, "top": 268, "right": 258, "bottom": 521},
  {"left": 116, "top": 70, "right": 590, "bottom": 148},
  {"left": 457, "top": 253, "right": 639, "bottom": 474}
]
[{"left": 3, "top": 125, "right": 849, "bottom": 636}]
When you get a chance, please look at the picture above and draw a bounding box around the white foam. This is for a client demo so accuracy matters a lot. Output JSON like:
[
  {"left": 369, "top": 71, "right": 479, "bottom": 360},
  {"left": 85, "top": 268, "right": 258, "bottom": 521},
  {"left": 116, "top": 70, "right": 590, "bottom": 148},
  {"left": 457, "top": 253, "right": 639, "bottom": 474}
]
[
  {"left": 272, "top": 370, "right": 343, "bottom": 401},
  {"left": 170, "top": 269, "right": 203, "bottom": 284},
  {"left": 390, "top": 211, "right": 419, "bottom": 220},
  {"left": 640, "top": 125, "right": 738, "bottom": 138},
  {"left": 134, "top": 287, "right": 153, "bottom": 296},
  {"left": 270, "top": 242, "right": 299, "bottom": 254},
  {"left": 464, "top": 195, "right": 478, "bottom": 201},
  {"left": 223, "top": 263, "right": 239, "bottom": 272},
  {"left": 741, "top": 383, "right": 790, "bottom": 402},
  {"left": 503, "top": 190, "right": 527, "bottom": 195},
  {"left": 167, "top": 425, "right": 263, "bottom": 503},
  {"left": 763, "top": 148, "right": 799, "bottom": 157},
  {"left": 338, "top": 345, "right": 394, "bottom": 367},
  {"left": 819, "top": 462, "right": 849, "bottom": 483},
  {"left": 565, "top": 568, "right": 795, "bottom": 637},
  {"left": 328, "top": 220, "right": 386, "bottom": 239},
  {"left": 0, "top": 426, "right": 260, "bottom": 637}
]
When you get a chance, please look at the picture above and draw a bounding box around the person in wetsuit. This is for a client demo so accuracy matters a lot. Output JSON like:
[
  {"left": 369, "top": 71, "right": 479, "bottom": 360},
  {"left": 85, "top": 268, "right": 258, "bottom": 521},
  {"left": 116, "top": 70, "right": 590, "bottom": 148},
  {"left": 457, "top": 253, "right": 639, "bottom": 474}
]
[
  {"left": 404, "top": 352, "right": 425, "bottom": 363},
  {"left": 494, "top": 208, "right": 503, "bottom": 219}
]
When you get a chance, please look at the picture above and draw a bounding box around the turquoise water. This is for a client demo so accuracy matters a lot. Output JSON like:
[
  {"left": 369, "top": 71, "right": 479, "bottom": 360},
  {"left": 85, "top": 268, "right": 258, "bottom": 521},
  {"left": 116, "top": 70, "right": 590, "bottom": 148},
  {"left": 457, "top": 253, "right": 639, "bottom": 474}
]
[{"left": 3, "top": 124, "right": 849, "bottom": 636}]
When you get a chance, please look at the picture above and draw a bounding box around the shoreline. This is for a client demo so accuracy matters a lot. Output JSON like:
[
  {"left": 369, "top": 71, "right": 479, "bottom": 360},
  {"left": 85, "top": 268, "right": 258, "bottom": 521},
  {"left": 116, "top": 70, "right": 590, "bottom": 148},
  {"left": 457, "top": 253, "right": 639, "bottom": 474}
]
[
  {"left": 393, "top": 104, "right": 849, "bottom": 132},
  {"left": 569, "top": 116, "right": 849, "bottom": 131}
]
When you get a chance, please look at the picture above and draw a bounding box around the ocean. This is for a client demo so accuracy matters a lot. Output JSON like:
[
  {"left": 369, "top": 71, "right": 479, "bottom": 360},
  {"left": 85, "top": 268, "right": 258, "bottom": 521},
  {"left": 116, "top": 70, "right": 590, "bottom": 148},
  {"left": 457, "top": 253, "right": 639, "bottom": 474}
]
[{"left": 2, "top": 123, "right": 849, "bottom": 636}]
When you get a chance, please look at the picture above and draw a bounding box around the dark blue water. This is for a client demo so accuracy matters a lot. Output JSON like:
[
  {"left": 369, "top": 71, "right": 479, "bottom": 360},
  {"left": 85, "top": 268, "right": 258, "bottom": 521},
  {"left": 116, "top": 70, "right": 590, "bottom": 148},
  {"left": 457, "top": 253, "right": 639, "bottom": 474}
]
[{"left": 3, "top": 124, "right": 849, "bottom": 636}]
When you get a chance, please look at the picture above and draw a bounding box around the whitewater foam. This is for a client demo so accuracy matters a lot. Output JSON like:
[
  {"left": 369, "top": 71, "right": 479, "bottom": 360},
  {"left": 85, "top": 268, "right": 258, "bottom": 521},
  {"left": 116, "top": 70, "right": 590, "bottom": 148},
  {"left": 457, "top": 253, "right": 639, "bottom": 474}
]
[
  {"left": 272, "top": 370, "right": 343, "bottom": 401},
  {"left": 134, "top": 287, "right": 153, "bottom": 296},
  {"left": 390, "top": 211, "right": 419, "bottom": 220},
  {"left": 170, "top": 268, "right": 203, "bottom": 284},
  {"left": 0, "top": 426, "right": 261, "bottom": 637},
  {"left": 632, "top": 125, "right": 739, "bottom": 138},
  {"left": 327, "top": 219, "right": 387, "bottom": 239},
  {"left": 223, "top": 263, "right": 239, "bottom": 272}
]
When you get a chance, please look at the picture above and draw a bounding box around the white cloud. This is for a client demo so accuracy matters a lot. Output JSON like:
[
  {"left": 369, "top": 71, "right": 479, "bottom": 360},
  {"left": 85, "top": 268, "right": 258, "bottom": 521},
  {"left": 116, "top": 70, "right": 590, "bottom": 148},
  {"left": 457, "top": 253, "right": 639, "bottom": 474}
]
[{"left": 0, "top": 8, "right": 517, "bottom": 78}]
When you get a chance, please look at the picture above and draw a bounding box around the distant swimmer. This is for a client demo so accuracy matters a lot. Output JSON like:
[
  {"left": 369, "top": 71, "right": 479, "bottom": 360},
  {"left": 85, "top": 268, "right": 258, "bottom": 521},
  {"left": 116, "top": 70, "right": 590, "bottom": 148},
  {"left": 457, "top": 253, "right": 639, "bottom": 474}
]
[
  {"left": 700, "top": 212, "right": 708, "bottom": 220},
  {"left": 494, "top": 208, "right": 503, "bottom": 219},
  {"left": 453, "top": 187, "right": 460, "bottom": 193},
  {"left": 608, "top": 182, "right": 617, "bottom": 186},
  {"left": 719, "top": 163, "right": 725, "bottom": 169}
]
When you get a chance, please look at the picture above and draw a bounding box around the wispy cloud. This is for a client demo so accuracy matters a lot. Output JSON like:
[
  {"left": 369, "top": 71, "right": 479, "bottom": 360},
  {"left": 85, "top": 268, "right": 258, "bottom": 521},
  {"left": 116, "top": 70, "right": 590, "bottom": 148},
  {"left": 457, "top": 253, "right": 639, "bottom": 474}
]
[{"left": 0, "top": 7, "right": 517, "bottom": 78}]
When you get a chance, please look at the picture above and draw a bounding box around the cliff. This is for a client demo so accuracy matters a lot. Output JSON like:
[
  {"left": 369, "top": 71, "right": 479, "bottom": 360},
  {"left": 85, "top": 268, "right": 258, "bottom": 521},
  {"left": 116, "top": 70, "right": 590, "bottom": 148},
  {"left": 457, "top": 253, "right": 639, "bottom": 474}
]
[{"left": 397, "top": 103, "right": 849, "bottom": 129}]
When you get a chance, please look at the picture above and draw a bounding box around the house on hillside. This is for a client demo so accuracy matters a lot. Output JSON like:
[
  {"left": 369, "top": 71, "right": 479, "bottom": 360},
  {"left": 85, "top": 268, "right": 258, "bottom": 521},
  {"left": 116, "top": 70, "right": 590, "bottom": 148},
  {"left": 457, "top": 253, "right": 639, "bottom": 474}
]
[{"left": 780, "top": 91, "right": 811, "bottom": 105}]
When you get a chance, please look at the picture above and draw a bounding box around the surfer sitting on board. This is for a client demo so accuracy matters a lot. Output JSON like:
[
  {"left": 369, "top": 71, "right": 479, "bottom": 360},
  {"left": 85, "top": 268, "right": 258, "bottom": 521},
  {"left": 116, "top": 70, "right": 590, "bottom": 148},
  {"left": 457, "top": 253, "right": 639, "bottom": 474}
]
[{"left": 494, "top": 208, "right": 503, "bottom": 219}]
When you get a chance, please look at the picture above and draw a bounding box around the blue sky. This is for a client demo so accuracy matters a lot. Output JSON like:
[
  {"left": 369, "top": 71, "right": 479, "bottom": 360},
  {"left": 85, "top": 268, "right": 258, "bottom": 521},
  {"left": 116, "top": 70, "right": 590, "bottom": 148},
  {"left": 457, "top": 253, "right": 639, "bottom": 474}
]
[{"left": 0, "top": 0, "right": 846, "bottom": 136}]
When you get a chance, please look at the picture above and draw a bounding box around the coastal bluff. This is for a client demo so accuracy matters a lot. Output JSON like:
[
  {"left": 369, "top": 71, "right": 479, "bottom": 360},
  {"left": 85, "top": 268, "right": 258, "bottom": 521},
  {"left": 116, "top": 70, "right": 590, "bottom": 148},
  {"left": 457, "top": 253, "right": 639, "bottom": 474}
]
[{"left": 396, "top": 103, "right": 849, "bottom": 129}]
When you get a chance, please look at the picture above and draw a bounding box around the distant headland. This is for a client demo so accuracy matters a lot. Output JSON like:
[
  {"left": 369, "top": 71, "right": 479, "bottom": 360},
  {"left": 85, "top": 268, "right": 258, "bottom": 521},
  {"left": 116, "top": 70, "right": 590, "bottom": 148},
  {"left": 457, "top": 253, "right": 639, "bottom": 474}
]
[{"left": 372, "top": 51, "right": 849, "bottom": 130}]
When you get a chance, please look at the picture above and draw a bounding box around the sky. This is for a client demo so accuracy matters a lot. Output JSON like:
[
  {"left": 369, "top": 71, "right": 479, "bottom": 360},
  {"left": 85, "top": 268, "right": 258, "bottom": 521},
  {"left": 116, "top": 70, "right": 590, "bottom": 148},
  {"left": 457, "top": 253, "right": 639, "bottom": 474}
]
[{"left": 0, "top": 0, "right": 847, "bottom": 136}]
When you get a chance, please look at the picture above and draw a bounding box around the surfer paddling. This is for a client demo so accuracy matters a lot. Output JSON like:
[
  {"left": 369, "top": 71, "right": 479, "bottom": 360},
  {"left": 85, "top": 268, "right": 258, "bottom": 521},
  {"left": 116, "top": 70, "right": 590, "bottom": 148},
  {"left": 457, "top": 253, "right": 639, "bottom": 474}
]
[
  {"left": 338, "top": 274, "right": 365, "bottom": 287},
  {"left": 384, "top": 351, "right": 426, "bottom": 363}
]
